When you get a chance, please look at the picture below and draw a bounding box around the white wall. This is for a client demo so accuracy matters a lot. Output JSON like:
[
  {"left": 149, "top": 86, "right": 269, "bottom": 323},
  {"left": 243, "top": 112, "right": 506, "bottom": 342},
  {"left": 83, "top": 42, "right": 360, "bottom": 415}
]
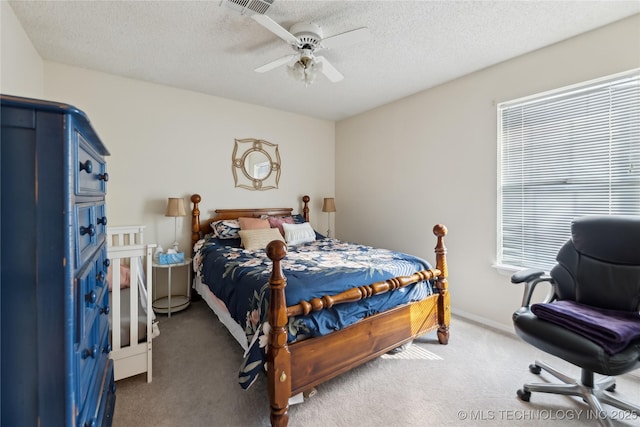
[
  {"left": 336, "top": 14, "right": 640, "bottom": 331},
  {"left": 0, "top": 1, "right": 43, "bottom": 97},
  {"left": 42, "top": 62, "right": 335, "bottom": 252}
]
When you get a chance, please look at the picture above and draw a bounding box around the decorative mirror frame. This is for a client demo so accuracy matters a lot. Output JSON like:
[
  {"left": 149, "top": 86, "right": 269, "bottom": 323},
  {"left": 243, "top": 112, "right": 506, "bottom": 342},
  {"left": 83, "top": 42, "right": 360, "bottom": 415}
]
[{"left": 232, "top": 138, "right": 281, "bottom": 191}]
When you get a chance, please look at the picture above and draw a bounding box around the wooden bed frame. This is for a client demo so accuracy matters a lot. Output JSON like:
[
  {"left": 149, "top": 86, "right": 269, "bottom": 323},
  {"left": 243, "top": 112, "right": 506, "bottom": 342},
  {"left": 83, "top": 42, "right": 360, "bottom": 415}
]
[{"left": 190, "top": 194, "right": 450, "bottom": 427}]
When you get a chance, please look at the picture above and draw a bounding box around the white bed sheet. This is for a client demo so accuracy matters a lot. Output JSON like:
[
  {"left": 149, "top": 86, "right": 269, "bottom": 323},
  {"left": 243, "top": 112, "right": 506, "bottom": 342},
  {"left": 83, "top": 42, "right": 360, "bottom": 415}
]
[{"left": 194, "top": 276, "right": 249, "bottom": 351}]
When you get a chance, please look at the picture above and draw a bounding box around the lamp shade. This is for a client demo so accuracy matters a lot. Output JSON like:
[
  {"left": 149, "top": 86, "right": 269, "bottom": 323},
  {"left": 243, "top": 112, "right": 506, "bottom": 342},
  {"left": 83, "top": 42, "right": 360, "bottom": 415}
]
[
  {"left": 322, "top": 197, "right": 336, "bottom": 213},
  {"left": 165, "top": 197, "right": 186, "bottom": 217}
]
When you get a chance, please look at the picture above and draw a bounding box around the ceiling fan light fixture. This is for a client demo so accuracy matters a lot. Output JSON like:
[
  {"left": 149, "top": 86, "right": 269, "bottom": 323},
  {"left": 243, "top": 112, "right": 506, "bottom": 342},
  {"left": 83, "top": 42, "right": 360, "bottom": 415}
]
[
  {"left": 287, "top": 54, "right": 322, "bottom": 86},
  {"left": 252, "top": 16, "right": 366, "bottom": 85},
  {"left": 307, "top": 59, "right": 322, "bottom": 81},
  {"left": 287, "top": 61, "right": 305, "bottom": 81}
]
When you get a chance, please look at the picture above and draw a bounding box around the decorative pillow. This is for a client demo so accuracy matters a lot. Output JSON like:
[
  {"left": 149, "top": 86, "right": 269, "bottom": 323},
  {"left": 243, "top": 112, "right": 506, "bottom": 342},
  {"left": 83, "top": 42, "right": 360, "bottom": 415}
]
[
  {"left": 268, "top": 216, "right": 294, "bottom": 236},
  {"left": 239, "top": 228, "right": 285, "bottom": 251},
  {"left": 292, "top": 214, "right": 307, "bottom": 224},
  {"left": 283, "top": 222, "right": 316, "bottom": 246},
  {"left": 239, "top": 217, "right": 270, "bottom": 230},
  {"left": 211, "top": 219, "right": 241, "bottom": 239}
]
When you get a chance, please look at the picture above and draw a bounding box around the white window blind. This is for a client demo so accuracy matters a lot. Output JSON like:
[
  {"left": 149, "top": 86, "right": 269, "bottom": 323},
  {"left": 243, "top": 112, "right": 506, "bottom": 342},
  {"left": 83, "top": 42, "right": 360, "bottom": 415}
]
[{"left": 497, "top": 69, "right": 640, "bottom": 271}]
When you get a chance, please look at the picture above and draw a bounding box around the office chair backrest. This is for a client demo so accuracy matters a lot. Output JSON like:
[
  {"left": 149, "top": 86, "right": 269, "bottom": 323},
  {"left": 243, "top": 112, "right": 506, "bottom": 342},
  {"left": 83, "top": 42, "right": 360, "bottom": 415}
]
[{"left": 550, "top": 215, "right": 640, "bottom": 312}]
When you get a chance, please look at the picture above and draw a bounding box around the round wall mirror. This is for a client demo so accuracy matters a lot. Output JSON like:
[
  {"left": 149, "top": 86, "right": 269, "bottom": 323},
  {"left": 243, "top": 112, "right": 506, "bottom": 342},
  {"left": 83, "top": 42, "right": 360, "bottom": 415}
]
[
  {"left": 244, "top": 150, "right": 271, "bottom": 180},
  {"left": 232, "top": 138, "right": 281, "bottom": 190}
]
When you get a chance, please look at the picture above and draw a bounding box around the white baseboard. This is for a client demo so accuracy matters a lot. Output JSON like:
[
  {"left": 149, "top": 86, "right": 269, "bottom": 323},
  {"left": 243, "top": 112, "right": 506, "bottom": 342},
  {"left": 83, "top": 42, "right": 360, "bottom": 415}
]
[
  {"left": 451, "top": 308, "right": 515, "bottom": 336},
  {"left": 451, "top": 308, "right": 640, "bottom": 381}
]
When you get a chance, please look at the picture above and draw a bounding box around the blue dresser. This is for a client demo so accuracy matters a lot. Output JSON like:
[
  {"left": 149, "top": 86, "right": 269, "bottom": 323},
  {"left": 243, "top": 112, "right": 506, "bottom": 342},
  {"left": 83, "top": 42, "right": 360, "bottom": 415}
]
[{"left": 1, "top": 95, "right": 115, "bottom": 426}]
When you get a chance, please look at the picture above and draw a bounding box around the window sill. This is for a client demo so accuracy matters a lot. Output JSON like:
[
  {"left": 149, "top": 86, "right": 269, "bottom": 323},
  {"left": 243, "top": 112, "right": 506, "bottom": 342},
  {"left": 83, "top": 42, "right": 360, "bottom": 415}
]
[{"left": 492, "top": 263, "right": 524, "bottom": 277}]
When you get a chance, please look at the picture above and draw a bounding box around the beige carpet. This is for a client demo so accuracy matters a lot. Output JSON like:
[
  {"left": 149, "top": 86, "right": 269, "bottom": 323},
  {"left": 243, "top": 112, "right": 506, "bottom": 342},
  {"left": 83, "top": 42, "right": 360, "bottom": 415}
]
[{"left": 113, "top": 300, "right": 640, "bottom": 427}]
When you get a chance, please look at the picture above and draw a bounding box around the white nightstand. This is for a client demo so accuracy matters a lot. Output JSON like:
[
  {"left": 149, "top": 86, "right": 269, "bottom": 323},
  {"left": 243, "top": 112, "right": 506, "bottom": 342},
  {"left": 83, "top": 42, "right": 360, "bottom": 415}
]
[{"left": 152, "top": 257, "right": 192, "bottom": 317}]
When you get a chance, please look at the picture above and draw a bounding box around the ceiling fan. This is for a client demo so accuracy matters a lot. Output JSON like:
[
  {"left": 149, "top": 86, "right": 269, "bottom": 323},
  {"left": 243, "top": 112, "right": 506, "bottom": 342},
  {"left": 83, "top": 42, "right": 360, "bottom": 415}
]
[{"left": 251, "top": 14, "right": 369, "bottom": 85}]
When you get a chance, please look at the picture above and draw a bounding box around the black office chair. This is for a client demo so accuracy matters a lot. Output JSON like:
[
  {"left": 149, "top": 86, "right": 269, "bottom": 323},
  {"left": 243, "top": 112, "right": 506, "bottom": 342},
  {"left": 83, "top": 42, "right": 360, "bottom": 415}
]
[{"left": 512, "top": 215, "right": 640, "bottom": 427}]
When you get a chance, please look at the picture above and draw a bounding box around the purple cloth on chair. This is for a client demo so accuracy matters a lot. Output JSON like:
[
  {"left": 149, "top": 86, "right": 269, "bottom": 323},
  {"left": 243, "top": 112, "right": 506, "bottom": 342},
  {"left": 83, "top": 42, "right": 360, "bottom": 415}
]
[{"left": 531, "top": 300, "right": 640, "bottom": 355}]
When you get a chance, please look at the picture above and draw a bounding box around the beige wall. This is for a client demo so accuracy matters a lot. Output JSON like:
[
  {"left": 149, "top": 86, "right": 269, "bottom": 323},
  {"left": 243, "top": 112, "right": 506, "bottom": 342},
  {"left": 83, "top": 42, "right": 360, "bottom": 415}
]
[
  {"left": 336, "top": 14, "right": 640, "bottom": 331},
  {"left": 0, "top": 1, "right": 43, "bottom": 97},
  {"left": 42, "top": 62, "right": 335, "bottom": 252}
]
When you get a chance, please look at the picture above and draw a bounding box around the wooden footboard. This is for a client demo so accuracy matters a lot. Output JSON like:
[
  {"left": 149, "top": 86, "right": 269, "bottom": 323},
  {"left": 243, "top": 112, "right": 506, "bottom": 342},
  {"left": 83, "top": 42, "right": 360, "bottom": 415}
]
[{"left": 266, "top": 225, "right": 449, "bottom": 427}]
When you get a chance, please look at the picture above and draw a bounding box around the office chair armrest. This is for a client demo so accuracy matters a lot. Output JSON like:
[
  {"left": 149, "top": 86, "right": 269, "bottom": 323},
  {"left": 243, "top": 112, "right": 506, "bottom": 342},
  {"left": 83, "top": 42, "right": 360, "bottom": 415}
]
[
  {"left": 511, "top": 268, "right": 554, "bottom": 308},
  {"left": 511, "top": 268, "right": 545, "bottom": 284}
]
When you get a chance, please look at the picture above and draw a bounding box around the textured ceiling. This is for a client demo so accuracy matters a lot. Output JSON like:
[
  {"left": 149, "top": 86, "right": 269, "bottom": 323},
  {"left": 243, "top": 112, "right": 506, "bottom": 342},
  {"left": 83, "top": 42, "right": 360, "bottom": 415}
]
[{"left": 8, "top": 1, "right": 640, "bottom": 121}]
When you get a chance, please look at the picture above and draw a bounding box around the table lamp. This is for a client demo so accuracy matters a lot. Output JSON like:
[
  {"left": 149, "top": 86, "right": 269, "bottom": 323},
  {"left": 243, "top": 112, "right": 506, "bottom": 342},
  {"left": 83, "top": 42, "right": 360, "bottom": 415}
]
[
  {"left": 165, "top": 197, "right": 187, "bottom": 251},
  {"left": 322, "top": 197, "right": 336, "bottom": 238}
]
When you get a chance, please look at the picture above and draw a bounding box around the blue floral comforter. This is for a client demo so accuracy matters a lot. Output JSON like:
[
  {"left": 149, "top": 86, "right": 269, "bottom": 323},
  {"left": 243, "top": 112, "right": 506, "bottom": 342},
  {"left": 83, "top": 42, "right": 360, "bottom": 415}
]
[{"left": 193, "top": 235, "right": 434, "bottom": 389}]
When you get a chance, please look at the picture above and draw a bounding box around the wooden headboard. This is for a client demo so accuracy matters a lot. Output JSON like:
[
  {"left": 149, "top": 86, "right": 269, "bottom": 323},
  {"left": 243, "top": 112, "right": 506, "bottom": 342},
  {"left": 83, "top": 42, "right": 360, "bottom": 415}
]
[{"left": 190, "top": 194, "right": 310, "bottom": 249}]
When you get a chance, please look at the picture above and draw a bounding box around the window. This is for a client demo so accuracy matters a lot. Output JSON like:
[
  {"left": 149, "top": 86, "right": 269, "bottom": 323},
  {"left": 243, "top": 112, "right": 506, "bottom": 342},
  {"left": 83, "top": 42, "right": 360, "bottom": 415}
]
[{"left": 497, "top": 69, "right": 640, "bottom": 271}]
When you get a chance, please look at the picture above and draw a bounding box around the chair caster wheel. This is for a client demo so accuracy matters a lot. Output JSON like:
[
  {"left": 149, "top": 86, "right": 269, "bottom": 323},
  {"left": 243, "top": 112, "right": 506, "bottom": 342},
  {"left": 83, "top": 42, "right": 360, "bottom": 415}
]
[
  {"left": 517, "top": 389, "right": 531, "bottom": 402},
  {"left": 606, "top": 383, "right": 616, "bottom": 392},
  {"left": 529, "top": 364, "right": 542, "bottom": 375}
]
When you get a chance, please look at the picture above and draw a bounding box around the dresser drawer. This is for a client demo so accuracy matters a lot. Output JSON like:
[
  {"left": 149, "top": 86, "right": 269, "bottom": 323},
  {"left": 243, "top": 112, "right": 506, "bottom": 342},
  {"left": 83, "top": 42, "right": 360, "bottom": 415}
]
[
  {"left": 78, "top": 359, "right": 115, "bottom": 427},
  {"left": 97, "top": 285, "right": 110, "bottom": 347},
  {"left": 75, "top": 202, "right": 107, "bottom": 265},
  {"left": 77, "top": 322, "right": 110, "bottom": 408},
  {"left": 96, "top": 203, "right": 108, "bottom": 236},
  {"left": 94, "top": 246, "right": 109, "bottom": 291},
  {"left": 76, "top": 247, "right": 109, "bottom": 345},
  {"left": 76, "top": 132, "right": 108, "bottom": 196}
]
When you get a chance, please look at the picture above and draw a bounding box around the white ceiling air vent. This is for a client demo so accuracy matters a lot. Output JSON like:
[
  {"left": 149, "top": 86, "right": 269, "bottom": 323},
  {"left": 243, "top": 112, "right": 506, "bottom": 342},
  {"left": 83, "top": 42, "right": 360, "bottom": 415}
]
[{"left": 221, "top": 0, "right": 275, "bottom": 15}]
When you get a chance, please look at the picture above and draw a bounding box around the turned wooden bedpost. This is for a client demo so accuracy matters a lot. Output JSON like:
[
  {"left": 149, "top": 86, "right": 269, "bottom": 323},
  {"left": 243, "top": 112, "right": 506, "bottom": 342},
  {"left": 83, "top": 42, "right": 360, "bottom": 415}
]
[
  {"left": 302, "top": 195, "right": 310, "bottom": 222},
  {"left": 433, "top": 224, "right": 450, "bottom": 345},
  {"left": 191, "top": 194, "right": 201, "bottom": 251},
  {"left": 266, "top": 240, "right": 291, "bottom": 427}
]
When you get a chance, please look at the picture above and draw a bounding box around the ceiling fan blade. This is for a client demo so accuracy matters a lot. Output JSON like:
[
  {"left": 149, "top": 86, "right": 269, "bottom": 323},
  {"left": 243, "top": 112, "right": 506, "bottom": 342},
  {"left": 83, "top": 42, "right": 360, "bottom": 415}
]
[
  {"left": 254, "top": 53, "right": 298, "bottom": 73},
  {"left": 321, "top": 27, "right": 370, "bottom": 50},
  {"left": 315, "top": 56, "right": 343, "bottom": 83},
  {"left": 252, "top": 14, "right": 300, "bottom": 46}
]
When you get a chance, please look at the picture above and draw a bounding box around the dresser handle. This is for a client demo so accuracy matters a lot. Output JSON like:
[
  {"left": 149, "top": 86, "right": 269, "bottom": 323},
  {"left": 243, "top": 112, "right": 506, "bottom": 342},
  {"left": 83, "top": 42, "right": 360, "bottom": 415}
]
[
  {"left": 104, "top": 258, "right": 110, "bottom": 268},
  {"left": 79, "top": 159, "right": 93, "bottom": 173},
  {"left": 97, "top": 172, "right": 109, "bottom": 182},
  {"left": 97, "top": 216, "right": 107, "bottom": 226},
  {"left": 80, "top": 224, "right": 95, "bottom": 237},
  {"left": 99, "top": 304, "right": 110, "bottom": 315},
  {"left": 103, "top": 344, "right": 112, "bottom": 354},
  {"left": 85, "top": 290, "right": 97, "bottom": 305},
  {"left": 84, "top": 418, "right": 96, "bottom": 427},
  {"left": 82, "top": 345, "right": 98, "bottom": 359},
  {"left": 96, "top": 271, "right": 105, "bottom": 283}
]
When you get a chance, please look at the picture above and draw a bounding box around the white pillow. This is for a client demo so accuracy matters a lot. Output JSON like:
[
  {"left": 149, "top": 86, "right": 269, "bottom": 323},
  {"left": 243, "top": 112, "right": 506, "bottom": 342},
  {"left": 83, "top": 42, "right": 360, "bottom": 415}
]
[
  {"left": 239, "top": 228, "right": 285, "bottom": 251},
  {"left": 282, "top": 222, "right": 316, "bottom": 246}
]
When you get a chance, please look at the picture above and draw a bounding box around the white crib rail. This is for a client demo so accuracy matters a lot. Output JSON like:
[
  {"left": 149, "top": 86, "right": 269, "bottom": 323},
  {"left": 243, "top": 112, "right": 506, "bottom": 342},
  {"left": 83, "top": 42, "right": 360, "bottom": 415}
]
[
  {"left": 108, "top": 225, "right": 145, "bottom": 246},
  {"left": 107, "top": 225, "right": 156, "bottom": 383}
]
